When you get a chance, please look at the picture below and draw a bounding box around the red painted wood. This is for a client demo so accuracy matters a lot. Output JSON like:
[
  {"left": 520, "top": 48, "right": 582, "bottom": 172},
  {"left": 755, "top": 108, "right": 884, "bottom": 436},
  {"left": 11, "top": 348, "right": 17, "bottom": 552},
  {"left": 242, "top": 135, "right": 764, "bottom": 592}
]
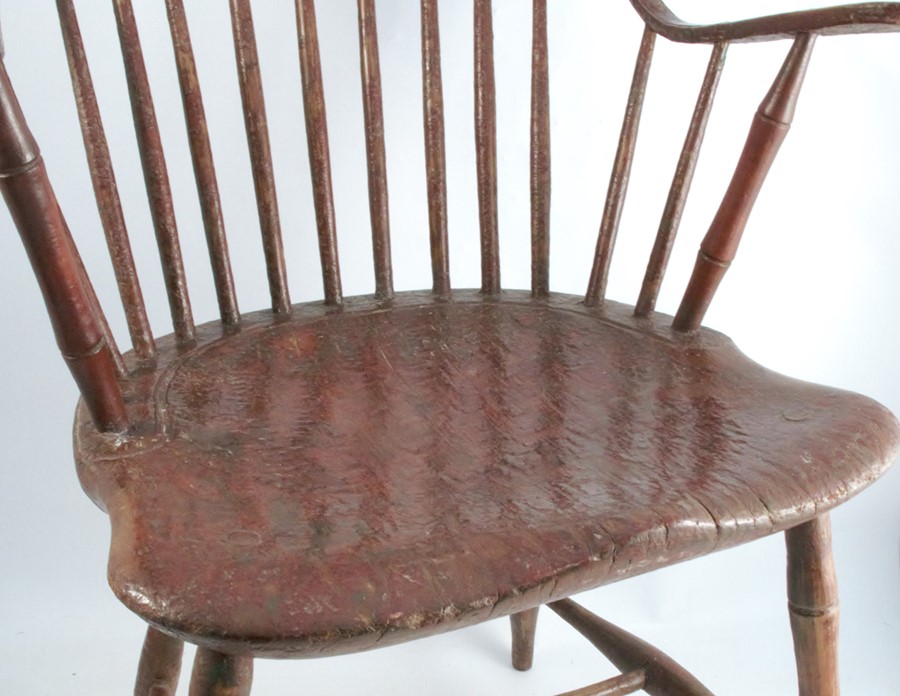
[
  {"left": 2, "top": 3, "right": 899, "bottom": 692},
  {"left": 72, "top": 292, "right": 898, "bottom": 657}
]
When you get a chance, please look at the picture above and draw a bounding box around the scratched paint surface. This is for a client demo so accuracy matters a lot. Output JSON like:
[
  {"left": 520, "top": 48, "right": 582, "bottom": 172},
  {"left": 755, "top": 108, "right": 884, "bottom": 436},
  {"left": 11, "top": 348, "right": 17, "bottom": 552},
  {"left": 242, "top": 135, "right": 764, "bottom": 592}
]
[{"left": 73, "top": 292, "right": 899, "bottom": 656}]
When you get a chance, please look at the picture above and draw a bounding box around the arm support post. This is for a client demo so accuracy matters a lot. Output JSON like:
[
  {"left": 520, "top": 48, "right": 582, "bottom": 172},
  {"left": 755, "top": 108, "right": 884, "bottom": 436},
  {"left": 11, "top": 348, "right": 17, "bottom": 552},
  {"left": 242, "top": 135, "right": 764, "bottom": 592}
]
[
  {"left": 674, "top": 32, "right": 815, "bottom": 331},
  {"left": 0, "top": 55, "right": 127, "bottom": 432}
]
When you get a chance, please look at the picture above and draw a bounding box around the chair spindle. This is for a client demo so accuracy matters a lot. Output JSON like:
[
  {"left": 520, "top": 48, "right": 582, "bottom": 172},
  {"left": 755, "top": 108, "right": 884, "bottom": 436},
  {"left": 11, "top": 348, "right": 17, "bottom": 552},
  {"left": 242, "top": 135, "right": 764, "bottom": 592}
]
[
  {"left": 421, "top": 0, "right": 450, "bottom": 297},
  {"left": 113, "top": 0, "right": 195, "bottom": 344},
  {"left": 585, "top": 26, "right": 656, "bottom": 307},
  {"left": 229, "top": 0, "right": 292, "bottom": 315},
  {"left": 357, "top": 0, "right": 394, "bottom": 300},
  {"left": 0, "top": 58, "right": 127, "bottom": 432},
  {"left": 674, "top": 33, "right": 816, "bottom": 332},
  {"left": 635, "top": 41, "right": 727, "bottom": 318},
  {"left": 56, "top": 0, "right": 156, "bottom": 362},
  {"left": 531, "top": 0, "right": 550, "bottom": 298},
  {"left": 296, "top": 0, "right": 343, "bottom": 306},
  {"left": 166, "top": 0, "right": 240, "bottom": 327},
  {"left": 475, "top": 0, "right": 500, "bottom": 295}
]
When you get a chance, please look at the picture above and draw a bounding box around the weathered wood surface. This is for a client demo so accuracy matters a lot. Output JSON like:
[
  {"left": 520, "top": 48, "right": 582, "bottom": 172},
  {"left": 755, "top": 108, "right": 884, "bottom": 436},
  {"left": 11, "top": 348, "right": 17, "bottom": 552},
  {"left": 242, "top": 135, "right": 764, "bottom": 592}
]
[
  {"left": 133, "top": 626, "right": 184, "bottom": 696},
  {"left": 630, "top": 0, "right": 900, "bottom": 43},
  {"left": 73, "top": 291, "right": 899, "bottom": 657},
  {"left": 0, "top": 1, "right": 897, "bottom": 693},
  {"left": 786, "top": 514, "right": 840, "bottom": 696},
  {"left": 188, "top": 649, "right": 252, "bottom": 696},
  {"left": 510, "top": 607, "right": 539, "bottom": 671},
  {"left": 674, "top": 32, "right": 815, "bottom": 332}
]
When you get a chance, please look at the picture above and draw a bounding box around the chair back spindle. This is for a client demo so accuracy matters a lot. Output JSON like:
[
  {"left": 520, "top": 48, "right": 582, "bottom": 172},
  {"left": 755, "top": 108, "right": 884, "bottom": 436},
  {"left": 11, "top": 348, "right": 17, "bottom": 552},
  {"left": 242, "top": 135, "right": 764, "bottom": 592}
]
[
  {"left": 56, "top": 0, "right": 157, "bottom": 362},
  {"left": 634, "top": 40, "right": 728, "bottom": 318},
  {"left": 674, "top": 33, "right": 816, "bottom": 331},
  {"left": 2, "top": 1, "right": 872, "bottom": 438},
  {"left": 357, "top": 0, "right": 394, "bottom": 300},
  {"left": 296, "top": 0, "right": 343, "bottom": 306},
  {"left": 585, "top": 26, "right": 656, "bottom": 307},
  {"left": 474, "top": 0, "right": 500, "bottom": 296},
  {"left": 229, "top": 0, "right": 292, "bottom": 315},
  {"left": 113, "top": 0, "right": 195, "bottom": 344},
  {"left": 421, "top": 0, "right": 451, "bottom": 297},
  {"left": 530, "top": 0, "right": 550, "bottom": 298},
  {"left": 166, "top": 0, "right": 241, "bottom": 327}
]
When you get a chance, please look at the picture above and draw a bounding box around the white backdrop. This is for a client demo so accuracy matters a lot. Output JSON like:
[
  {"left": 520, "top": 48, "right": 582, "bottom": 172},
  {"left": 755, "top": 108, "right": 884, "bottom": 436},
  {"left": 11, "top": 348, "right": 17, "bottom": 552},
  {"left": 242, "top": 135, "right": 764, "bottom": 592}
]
[{"left": 0, "top": 1, "right": 898, "bottom": 694}]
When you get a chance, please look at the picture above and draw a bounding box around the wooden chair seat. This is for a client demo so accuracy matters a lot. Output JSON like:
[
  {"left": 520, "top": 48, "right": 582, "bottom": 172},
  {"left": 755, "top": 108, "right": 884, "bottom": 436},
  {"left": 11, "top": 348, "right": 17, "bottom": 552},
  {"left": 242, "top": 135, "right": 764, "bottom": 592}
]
[{"left": 73, "top": 291, "right": 899, "bottom": 658}]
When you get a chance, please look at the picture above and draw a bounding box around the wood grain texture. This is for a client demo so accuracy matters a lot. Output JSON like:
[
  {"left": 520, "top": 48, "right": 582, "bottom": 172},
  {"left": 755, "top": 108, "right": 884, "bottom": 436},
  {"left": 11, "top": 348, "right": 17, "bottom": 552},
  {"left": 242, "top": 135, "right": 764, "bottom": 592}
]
[
  {"left": 786, "top": 514, "right": 840, "bottom": 696},
  {"left": 72, "top": 291, "right": 899, "bottom": 656},
  {"left": 133, "top": 626, "right": 184, "bottom": 696}
]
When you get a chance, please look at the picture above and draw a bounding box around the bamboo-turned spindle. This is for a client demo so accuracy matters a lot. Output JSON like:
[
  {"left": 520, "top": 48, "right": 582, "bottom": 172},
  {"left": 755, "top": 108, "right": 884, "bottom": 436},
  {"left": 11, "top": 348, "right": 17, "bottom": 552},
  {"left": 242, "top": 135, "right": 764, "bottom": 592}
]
[
  {"left": 673, "top": 33, "right": 816, "bottom": 332},
  {"left": 786, "top": 514, "right": 840, "bottom": 696},
  {"left": 0, "top": 57, "right": 127, "bottom": 433}
]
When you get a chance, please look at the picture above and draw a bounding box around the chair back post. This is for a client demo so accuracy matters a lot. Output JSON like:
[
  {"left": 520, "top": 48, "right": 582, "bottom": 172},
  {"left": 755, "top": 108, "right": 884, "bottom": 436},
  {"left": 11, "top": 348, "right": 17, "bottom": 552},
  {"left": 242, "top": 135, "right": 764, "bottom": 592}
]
[{"left": 0, "top": 46, "right": 127, "bottom": 433}]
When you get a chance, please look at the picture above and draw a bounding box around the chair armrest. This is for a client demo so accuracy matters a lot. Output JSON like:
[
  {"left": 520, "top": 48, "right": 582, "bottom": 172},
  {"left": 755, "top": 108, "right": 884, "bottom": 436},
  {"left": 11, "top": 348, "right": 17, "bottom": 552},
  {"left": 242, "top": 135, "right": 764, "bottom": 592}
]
[{"left": 630, "top": 0, "right": 900, "bottom": 43}]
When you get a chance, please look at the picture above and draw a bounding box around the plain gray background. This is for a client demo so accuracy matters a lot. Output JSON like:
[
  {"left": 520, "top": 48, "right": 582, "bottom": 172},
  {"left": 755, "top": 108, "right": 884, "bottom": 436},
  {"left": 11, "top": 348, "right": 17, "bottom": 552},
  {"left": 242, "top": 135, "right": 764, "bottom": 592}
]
[{"left": 1, "top": 1, "right": 898, "bottom": 693}]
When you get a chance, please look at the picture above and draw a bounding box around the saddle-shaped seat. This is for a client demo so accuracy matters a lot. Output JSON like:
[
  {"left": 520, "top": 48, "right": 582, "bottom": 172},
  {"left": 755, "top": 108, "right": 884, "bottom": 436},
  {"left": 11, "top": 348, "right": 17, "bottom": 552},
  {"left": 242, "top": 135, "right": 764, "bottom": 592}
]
[{"left": 75, "top": 293, "right": 898, "bottom": 657}]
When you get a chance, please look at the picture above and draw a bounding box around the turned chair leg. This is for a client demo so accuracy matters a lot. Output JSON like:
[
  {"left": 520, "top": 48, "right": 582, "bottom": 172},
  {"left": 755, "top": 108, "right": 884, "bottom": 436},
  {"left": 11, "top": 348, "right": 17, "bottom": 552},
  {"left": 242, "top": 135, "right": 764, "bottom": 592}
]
[
  {"left": 134, "top": 626, "right": 185, "bottom": 696},
  {"left": 189, "top": 647, "right": 254, "bottom": 696},
  {"left": 785, "top": 513, "right": 839, "bottom": 696},
  {"left": 510, "top": 606, "right": 540, "bottom": 671}
]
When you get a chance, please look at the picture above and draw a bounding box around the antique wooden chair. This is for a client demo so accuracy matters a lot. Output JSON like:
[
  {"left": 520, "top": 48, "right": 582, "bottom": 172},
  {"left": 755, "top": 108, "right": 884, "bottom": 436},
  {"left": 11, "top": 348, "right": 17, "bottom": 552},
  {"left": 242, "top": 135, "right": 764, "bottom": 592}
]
[{"left": 2, "top": 1, "right": 899, "bottom": 694}]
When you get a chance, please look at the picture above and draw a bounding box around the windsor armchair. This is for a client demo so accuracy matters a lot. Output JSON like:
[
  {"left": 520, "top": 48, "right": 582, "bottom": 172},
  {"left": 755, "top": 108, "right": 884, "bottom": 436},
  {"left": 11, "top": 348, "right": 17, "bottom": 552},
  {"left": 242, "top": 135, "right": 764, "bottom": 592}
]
[{"left": 1, "top": 1, "right": 899, "bottom": 695}]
